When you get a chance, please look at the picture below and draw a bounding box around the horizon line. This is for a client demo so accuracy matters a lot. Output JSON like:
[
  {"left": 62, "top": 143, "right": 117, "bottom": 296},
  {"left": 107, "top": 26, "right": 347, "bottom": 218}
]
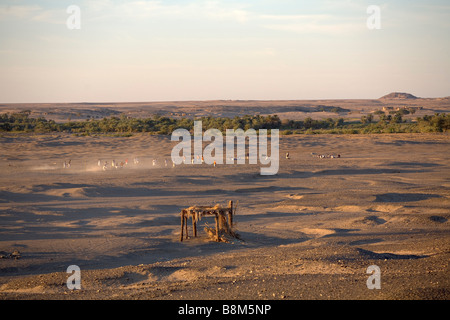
[{"left": 2, "top": 94, "right": 450, "bottom": 105}]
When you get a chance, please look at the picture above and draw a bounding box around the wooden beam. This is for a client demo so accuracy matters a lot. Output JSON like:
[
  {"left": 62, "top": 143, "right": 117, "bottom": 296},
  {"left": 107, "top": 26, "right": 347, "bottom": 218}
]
[
  {"left": 228, "top": 200, "right": 233, "bottom": 227},
  {"left": 180, "top": 211, "right": 184, "bottom": 242},
  {"left": 214, "top": 212, "right": 219, "bottom": 242},
  {"left": 184, "top": 215, "right": 189, "bottom": 239},
  {"left": 192, "top": 212, "right": 197, "bottom": 237}
]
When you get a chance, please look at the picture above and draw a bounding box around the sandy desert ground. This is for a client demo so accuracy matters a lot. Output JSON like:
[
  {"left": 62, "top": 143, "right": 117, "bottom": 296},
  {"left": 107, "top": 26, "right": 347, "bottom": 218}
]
[{"left": 0, "top": 131, "right": 449, "bottom": 300}]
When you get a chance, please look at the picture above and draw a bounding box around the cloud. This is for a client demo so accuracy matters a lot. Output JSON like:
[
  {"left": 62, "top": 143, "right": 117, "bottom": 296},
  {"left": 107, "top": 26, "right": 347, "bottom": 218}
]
[
  {"left": 258, "top": 14, "right": 331, "bottom": 21},
  {"left": 262, "top": 21, "right": 362, "bottom": 35},
  {"left": 84, "top": 0, "right": 250, "bottom": 23},
  {"left": 257, "top": 13, "right": 363, "bottom": 35},
  {"left": 0, "top": 4, "right": 64, "bottom": 24},
  {"left": 0, "top": 1, "right": 364, "bottom": 35},
  {"left": 0, "top": 4, "right": 41, "bottom": 20}
]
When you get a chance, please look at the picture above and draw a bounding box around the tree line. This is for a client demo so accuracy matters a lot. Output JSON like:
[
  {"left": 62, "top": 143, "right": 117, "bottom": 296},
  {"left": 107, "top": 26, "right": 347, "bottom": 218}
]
[{"left": 0, "top": 111, "right": 449, "bottom": 135}]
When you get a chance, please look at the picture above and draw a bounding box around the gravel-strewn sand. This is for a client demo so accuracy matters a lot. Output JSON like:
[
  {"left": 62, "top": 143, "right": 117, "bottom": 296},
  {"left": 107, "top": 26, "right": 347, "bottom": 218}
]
[{"left": 0, "top": 132, "right": 449, "bottom": 299}]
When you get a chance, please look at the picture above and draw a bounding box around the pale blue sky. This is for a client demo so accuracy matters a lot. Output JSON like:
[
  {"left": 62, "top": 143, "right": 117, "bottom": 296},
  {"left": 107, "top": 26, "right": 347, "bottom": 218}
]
[{"left": 0, "top": 0, "right": 449, "bottom": 102}]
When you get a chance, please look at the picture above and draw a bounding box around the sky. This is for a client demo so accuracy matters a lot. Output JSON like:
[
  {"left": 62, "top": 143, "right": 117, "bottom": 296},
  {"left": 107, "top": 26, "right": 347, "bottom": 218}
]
[{"left": 0, "top": 0, "right": 449, "bottom": 103}]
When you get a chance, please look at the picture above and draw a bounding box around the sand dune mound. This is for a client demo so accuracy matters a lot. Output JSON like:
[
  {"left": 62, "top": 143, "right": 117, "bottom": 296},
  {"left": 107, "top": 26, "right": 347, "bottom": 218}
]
[
  {"left": 286, "top": 194, "right": 304, "bottom": 200},
  {"left": 300, "top": 228, "right": 336, "bottom": 237},
  {"left": 273, "top": 204, "right": 319, "bottom": 212},
  {"left": 298, "top": 245, "right": 366, "bottom": 262},
  {"left": 41, "top": 187, "right": 90, "bottom": 198},
  {"left": 352, "top": 215, "right": 387, "bottom": 226},
  {"left": 107, "top": 271, "right": 155, "bottom": 287},
  {"left": 387, "top": 214, "right": 449, "bottom": 226},
  {"left": 26, "top": 183, "right": 157, "bottom": 198},
  {"left": 334, "top": 205, "right": 364, "bottom": 212},
  {"left": 356, "top": 248, "right": 426, "bottom": 260},
  {"left": 368, "top": 204, "right": 404, "bottom": 212},
  {"left": 300, "top": 245, "right": 429, "bottom": 263},
  {"left": 0, "top": 185, "right": 94, "bottom": 201}
]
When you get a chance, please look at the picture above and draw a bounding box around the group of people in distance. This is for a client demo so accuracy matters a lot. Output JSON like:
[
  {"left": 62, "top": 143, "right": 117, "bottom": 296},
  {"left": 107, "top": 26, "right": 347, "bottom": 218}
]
[
  {"left": 97, "top": 157, "right": 176, "bottom": 171},
  {"left": 65, "top": 152, "right": 341, "bottom": 171},
  {"left": 96, "top": 155, "right": 230, "bottom": 171},
  {"left": 62, "top": 156, "right": 222, "bottom": 171},
  {"left": 311, "top": 152, "right": 341, "bottom": 159},
  {"left": 98, "top": 157, "right": 139, "bottom": 171}
]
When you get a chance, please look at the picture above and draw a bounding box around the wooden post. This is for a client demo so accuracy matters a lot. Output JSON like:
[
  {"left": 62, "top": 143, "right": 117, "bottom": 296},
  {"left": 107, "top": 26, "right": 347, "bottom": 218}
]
[
  {"left": 214, "top": 212, "right": 220, "bottom": 242},
  {"left": 185, "top": 214, "right": 189, "bottom": 239},
  {"left": 192, "top": 211, "right": 197, "bottom": 237},
  {"left": 180, "top": 210, "right": 185, "bottom": 242},
  {"left": 228, "top": 200, "right": 233, "bottom": 228}
]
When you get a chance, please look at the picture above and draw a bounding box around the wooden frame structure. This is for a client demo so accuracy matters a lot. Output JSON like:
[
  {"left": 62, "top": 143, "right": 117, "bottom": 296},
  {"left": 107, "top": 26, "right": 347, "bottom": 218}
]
[{"left": 180, "top": 200, "right": 237, "bottom": 242}]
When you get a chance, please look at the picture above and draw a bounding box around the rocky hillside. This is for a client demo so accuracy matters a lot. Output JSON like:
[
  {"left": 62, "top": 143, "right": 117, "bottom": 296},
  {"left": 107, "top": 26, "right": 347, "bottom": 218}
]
[{"left": 380, "top": 92, "right": 418, "bottom": 99}]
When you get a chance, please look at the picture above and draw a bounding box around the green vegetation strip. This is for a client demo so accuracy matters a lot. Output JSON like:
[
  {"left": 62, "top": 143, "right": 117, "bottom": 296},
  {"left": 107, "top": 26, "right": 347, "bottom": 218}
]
[{"left": 1, "top": 112, "right": 449, "bottom": 135}]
